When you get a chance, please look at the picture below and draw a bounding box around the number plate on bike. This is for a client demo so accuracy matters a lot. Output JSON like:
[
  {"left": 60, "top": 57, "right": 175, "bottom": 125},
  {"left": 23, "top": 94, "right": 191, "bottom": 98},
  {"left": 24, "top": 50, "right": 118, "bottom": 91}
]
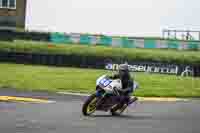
[{"left": 99, "top": 78, "right": 112, "bottom": 87}]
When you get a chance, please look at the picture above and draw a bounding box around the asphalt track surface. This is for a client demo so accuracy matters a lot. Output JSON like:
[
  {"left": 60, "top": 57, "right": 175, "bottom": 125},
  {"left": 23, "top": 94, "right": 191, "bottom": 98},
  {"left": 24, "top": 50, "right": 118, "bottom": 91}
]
[{"left": 0, "top": 90, "right": 200, "bottom": 133}]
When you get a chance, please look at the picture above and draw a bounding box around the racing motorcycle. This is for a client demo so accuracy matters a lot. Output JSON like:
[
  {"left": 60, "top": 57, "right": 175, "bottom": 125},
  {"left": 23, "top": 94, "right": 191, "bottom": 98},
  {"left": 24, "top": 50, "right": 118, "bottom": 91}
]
[{"left": 82, "top": 74, "right": 139, "bottom": 116}]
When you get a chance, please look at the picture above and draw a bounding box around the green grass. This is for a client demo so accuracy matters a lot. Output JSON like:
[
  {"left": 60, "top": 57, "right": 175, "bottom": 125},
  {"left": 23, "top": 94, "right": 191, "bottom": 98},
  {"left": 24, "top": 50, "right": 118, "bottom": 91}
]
[
  {"left": 0, "top": 62, "right": 199, "bottom": 98},
  {"left": 0, "top": 40, "right": 200, "bottom": 65}
]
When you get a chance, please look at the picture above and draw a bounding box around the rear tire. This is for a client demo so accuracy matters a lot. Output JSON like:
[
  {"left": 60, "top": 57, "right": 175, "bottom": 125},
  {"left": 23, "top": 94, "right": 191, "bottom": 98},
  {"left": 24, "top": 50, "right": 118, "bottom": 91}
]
[
  {"left": 82, "top": 94, "right": 97, "bottom": 116},
  {"left": 110, "top": 104, "right": 127, "bottom": 116}
]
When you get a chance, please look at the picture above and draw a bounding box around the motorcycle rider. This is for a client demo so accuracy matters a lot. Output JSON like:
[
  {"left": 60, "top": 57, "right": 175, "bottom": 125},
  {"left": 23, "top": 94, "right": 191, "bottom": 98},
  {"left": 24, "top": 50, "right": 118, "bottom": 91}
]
[
  {"left": 108, "top": 63, "right": 138, "bottom": 103},
  {"left": 95, "top": 62, "right": 138, "bottom": 114}
]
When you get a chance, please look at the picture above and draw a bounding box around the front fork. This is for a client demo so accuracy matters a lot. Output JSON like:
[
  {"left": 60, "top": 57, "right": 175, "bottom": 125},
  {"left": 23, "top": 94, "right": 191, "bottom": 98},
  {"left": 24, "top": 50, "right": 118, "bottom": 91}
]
[
  {"left": 95, "top": 89, "right": 107, "bottom": 108},
  {"left": 95, "top": 86, "right": 114, "bottom": 110}
]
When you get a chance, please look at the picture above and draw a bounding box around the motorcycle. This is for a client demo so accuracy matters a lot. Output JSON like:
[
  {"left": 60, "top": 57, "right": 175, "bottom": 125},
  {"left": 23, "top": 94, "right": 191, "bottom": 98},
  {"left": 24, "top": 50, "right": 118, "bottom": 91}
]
[{"left": 82, "top": 74, "right": 139, "bottom": 116}]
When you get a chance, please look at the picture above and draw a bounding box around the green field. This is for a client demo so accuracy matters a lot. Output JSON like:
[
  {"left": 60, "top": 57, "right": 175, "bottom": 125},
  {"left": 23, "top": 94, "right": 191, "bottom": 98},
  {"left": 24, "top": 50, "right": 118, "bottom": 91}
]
[{"left": 0, "top": 63, "right": 199, "bottom": 98}]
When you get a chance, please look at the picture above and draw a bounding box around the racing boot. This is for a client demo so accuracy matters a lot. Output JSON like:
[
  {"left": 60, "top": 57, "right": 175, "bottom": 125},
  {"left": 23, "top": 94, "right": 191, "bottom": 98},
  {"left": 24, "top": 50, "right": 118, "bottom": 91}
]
[
  {"left": 116, "top": 96, "right": 138, "bottom": 114},
  {"left": 128, "top": 96, "right": 138, "bottom": 105}
]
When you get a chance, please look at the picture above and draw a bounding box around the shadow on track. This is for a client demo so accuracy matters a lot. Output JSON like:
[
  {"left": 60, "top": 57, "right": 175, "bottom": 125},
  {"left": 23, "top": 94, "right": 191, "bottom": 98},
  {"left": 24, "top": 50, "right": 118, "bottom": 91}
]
[{"left": 89, "top": 114, "right": 153, "bottom": 120}]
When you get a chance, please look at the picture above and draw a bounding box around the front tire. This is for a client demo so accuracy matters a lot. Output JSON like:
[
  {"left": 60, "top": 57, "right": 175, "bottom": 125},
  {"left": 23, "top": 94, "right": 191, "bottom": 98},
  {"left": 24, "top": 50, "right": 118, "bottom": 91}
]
[{"left": 82, "top": 94, "right": 97, "bottom": 116}]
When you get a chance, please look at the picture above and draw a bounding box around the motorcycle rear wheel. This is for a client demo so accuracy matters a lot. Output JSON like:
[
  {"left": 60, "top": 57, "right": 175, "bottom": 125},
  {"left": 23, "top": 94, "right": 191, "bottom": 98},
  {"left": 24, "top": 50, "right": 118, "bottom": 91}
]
[{"left": 110, "top": 103, "right": 127, "bottom": 116}]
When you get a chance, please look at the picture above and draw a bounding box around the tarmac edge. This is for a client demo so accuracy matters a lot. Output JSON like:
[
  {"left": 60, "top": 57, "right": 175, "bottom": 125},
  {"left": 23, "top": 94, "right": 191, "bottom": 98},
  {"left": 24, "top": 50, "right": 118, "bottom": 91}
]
[{"left": 57, "top": 92, "right": 191, "bottom": 102}]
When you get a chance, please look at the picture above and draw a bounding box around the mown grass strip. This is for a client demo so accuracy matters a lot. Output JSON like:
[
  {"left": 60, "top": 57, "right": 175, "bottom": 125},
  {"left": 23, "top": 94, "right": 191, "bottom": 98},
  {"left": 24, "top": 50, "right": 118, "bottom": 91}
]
[{"left": 0, "top": 63, "right": 199, "bottom": 98}]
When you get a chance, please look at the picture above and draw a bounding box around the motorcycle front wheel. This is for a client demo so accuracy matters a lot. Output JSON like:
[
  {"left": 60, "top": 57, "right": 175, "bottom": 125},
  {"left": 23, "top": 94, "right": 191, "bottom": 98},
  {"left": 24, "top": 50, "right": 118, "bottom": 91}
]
[{"left": 82, "top": 94, "right": 97, "bottom": 116}]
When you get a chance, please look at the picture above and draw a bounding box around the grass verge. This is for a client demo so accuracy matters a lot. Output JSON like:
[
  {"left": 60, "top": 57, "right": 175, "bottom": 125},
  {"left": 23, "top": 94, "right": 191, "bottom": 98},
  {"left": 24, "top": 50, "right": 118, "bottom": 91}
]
[{"left": 0, "top": 63, "right": 199, "bottom": 98}]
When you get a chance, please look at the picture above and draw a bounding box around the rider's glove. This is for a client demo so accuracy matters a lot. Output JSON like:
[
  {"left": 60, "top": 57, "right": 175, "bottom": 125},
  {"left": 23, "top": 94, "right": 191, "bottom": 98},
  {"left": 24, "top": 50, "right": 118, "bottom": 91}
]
[{"left": 122, "top": 87, "right": 133, "bottom": 96}]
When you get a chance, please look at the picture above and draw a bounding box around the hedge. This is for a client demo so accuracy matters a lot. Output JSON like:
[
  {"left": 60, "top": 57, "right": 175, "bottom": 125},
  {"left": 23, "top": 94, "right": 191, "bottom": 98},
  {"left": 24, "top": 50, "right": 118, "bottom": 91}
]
[{"left": 0, "top": 41, "right": 200, "bottom": 65}]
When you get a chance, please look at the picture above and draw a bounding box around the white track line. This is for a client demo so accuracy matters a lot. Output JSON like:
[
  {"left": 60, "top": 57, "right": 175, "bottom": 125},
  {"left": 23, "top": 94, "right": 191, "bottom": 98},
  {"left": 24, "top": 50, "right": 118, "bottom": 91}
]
[{"left": 57, "top": 92, "right": 190, "bottom": 102}]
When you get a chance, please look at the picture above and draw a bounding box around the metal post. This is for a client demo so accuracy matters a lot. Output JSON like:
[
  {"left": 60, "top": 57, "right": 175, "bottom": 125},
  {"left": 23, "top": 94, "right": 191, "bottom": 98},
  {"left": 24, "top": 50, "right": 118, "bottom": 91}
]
[
  {"left": 199, "top": 32, "right": 200, "bottom": 41},
  {"left": 186, "top": 31, "right": 189, "bottom": 40},
  {"left": 174, "top": 30, "right": 177, "bottom": 39},
  {"left": 168, "top": 30, "right": 170, "bottom": 39}
]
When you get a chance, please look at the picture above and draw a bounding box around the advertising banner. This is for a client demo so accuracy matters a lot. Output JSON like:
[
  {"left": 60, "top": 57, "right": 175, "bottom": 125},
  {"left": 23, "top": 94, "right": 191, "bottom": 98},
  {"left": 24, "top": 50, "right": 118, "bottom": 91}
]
[{"left": 105, "top": 61, "right": 195, "bottom": 77}]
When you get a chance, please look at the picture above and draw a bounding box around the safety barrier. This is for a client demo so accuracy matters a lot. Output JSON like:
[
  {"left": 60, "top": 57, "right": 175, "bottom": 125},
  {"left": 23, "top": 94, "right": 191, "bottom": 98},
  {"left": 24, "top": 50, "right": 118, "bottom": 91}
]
[{"left": 0, "top": 51, "right": 199, "bottom": 77}]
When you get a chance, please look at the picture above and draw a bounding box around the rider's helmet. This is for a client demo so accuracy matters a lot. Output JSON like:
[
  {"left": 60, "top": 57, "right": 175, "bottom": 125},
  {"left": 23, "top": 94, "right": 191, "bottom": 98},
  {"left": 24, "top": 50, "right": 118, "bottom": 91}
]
[{"left": 118, "top": 63, "right": 130, "bottom": 80}]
